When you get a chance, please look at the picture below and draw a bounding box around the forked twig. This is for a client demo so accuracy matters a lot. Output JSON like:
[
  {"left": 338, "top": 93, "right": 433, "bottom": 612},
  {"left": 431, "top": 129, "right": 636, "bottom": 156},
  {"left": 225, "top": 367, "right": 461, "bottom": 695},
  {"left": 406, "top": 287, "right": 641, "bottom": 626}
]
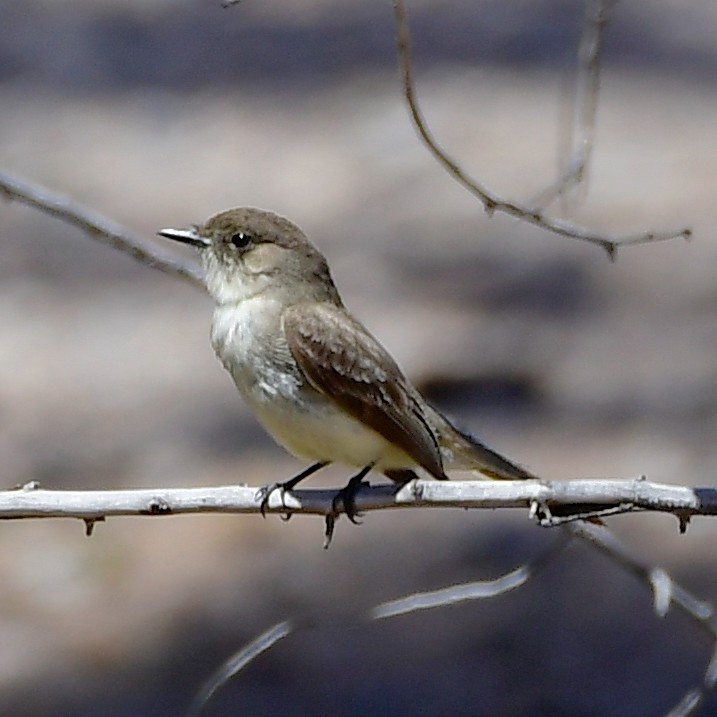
[{"left": 391, "top": 0, "right": 691, "bottom": 259}]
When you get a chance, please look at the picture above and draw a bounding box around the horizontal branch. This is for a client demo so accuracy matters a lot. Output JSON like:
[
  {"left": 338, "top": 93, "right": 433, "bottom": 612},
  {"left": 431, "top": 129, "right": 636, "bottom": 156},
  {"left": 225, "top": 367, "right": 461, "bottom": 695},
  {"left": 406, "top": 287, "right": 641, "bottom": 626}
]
[{"left": 2, "top": 478, "right": 716, "bottom": 525}]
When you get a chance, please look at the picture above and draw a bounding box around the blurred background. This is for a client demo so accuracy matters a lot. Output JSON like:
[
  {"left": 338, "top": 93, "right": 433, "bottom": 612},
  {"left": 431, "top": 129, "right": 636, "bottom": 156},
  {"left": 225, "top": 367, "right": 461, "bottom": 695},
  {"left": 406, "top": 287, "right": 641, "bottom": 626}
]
[{"left": 2, "top": 0, "right": 717, "bottom": 714}]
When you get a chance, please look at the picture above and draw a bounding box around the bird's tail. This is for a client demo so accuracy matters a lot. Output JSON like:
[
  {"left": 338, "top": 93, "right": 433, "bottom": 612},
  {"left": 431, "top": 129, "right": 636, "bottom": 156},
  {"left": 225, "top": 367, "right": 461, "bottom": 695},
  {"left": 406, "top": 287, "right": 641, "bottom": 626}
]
[
  {"left": 425, "top": 407, "right": 612, "bottom": 524},
  {"left": 426, "top": 405, "right": 534, "bottom": 480}
]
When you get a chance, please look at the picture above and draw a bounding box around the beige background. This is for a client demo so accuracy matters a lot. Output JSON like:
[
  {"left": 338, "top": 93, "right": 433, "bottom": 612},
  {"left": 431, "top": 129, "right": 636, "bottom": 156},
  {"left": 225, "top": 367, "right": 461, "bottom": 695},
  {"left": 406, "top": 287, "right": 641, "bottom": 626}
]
[{"left": 2, "top": 1, "right": 717, "bottom": 714}]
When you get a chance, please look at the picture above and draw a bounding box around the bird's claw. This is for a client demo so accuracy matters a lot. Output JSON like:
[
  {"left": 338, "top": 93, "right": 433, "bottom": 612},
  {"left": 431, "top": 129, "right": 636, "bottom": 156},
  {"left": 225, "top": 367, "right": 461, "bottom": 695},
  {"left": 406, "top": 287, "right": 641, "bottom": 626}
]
[
  {"left": 323, "top": 477, "right": 370, "bottom": 549},
  {"left": 255, "top": 482, "right": 292, "bottom": 518},
  {"left": 332, "top": 480, "right": 367, "bottom": 525}
]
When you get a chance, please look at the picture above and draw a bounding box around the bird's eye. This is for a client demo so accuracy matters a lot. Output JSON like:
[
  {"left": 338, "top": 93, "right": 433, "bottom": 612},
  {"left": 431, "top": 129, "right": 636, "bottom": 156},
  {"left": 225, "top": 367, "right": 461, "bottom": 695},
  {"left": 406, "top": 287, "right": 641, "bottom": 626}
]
[{"left": 230, "top": 232, "right": 252, "bottom": 249}]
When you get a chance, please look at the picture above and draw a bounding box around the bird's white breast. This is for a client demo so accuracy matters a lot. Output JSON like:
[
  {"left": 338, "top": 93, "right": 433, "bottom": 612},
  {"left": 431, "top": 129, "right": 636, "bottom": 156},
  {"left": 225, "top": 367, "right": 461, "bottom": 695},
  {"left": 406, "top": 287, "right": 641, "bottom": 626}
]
[{"left": 210, "top": 297, "right": 415, "bottom": 470}]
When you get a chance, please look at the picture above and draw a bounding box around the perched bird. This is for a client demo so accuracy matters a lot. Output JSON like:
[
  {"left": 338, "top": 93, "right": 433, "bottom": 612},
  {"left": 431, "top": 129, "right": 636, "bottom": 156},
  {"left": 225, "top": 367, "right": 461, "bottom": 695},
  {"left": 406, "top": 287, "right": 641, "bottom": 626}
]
[{"left": 159, "top": 208, "right": 532, "bottom": 523}]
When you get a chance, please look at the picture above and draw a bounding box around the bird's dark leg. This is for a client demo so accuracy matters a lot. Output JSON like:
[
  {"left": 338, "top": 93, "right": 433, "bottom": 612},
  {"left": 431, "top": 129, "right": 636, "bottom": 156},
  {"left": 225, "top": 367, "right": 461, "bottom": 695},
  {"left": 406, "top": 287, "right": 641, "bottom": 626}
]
[
  {"left": 324, "top": 465, "right": 374, "bottom": 548},
  {"left": 332, "top": 464, "right": 373, "bottom": 525},
  {"left": 256, "top": 461, "right": 329, "bottom": 517}
]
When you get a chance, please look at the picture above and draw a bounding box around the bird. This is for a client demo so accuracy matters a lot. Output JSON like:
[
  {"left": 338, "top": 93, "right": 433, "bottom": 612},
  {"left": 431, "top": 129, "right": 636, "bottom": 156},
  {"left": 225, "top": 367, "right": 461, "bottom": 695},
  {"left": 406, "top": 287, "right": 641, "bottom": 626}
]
[{"left": 158, "top": 207, "right": 533, "bottom": 527}]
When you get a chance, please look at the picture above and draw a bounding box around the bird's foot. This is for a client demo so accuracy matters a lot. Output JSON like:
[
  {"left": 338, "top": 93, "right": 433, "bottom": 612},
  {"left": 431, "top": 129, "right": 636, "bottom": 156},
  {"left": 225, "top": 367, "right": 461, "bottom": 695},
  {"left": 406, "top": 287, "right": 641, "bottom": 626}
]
[
  {"left": 323, "top": 465, "right": 373, "bottom": 549},
  {"left": 331, "top": 480, "right": 368, "bottom": 525},
  {"left": 255, "top": 482, "right": 293, "bottom": 518},
  {"left": 323, "top": 491, "right": 365, "bottom": 550},
  {"left": 332, "top": 465, "right": 373, "bottom": 524},
  {"left": 255, "top": 461, "right": 329, "bottom": 518}
]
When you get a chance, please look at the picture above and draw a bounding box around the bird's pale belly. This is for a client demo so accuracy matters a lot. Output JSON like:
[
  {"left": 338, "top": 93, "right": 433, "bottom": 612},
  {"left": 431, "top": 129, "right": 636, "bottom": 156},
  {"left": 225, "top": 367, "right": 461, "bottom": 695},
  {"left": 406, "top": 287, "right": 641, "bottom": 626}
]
[
  {"left": 249, "top": 392, "right": 415, "bottom": 470},
  {"left": 212, "top": 300, "right": 415, "bottom": 470}
]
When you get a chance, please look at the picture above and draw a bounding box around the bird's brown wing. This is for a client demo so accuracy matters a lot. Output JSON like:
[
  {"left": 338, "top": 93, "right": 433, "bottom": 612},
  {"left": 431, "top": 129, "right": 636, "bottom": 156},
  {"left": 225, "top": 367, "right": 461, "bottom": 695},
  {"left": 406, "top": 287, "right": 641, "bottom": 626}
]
[{"left": 283, "top": 302, "right": 446, "bottom": 479}]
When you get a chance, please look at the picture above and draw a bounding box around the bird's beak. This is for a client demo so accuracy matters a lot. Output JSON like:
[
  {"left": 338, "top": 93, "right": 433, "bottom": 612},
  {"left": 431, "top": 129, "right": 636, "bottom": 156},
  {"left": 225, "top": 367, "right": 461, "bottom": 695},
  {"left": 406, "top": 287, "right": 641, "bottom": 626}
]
[{"left": 157, "top": 226, "right": 210, "bottom": 248}]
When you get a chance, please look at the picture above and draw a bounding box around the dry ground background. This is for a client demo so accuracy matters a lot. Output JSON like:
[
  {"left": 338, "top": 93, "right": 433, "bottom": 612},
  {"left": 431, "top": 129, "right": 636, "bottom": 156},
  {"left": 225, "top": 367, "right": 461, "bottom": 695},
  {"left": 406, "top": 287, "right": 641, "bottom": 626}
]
[{"left": 2, "top": 0, "right": 717, "bottom": 715}]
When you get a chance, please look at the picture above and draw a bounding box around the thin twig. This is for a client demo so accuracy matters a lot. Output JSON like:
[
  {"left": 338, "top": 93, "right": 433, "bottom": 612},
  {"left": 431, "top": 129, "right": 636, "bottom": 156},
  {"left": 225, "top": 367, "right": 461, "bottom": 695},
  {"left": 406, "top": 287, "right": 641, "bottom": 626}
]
[
  {"left": 188, "top": 620, "right": 295, "bottom": 717},
  {"left": 188, "top": 534, "right": 572, "bottom": 716},
  {"left": 391, "top": 0, "right": 691, "bottom": 260},
  {"left": 0, "top": 171, "right": 205, "bottom": 289},
  {"left": 531, "top": 0, "right": 616, "bottom": 210},
  {"left": 570, "top": 521, "right": 714, "bottom": 630},
  {"left": 188, "top": 520, "right": 717, "bottom": 717},
  {"left": 571, "top": 520, "right": 716, "bottom": 717}
]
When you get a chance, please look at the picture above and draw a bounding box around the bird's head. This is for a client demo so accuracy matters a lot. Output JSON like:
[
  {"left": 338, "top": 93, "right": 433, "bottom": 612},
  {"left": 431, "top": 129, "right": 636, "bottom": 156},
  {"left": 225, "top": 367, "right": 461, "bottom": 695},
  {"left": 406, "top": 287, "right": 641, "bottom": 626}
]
[{"left": 159, "top": 207, "right": 340, "bottom": 306}]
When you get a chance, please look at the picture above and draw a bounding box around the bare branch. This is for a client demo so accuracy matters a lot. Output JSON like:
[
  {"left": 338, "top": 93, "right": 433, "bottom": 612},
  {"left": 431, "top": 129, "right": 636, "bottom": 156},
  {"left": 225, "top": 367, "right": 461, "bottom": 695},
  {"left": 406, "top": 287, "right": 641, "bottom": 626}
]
[
  {"left": 369, "top": 531, "right": 572, "bottom": 619},
  {"left": 189, "top": 535, "right": 570, "bottom": 716},
  {"left": 189, "top": 620, "right": 294, "bottom": 717},
  {"left": 391, "top": 0, "right": 691, "bottom": 259},
  {"left": 570, "top": 520, "right": 717, "bottom": 717},
  {"left": 2, "top": 477, "right": 717, "bottom": 524},
  {"left": 188, "top": 518, "right": 717, "bottom": 717},
  {"left": 531, "top": 0, "right": 616, "bottom": 210},
  {"left": 0, "top": 171, "right": 205, "bottom": 289},
  {"left": 6, "top": 455, "right": 717, "bottom": 715},
  {"left": 570, "top": 521, "right": 714, "bottom": 627}
]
